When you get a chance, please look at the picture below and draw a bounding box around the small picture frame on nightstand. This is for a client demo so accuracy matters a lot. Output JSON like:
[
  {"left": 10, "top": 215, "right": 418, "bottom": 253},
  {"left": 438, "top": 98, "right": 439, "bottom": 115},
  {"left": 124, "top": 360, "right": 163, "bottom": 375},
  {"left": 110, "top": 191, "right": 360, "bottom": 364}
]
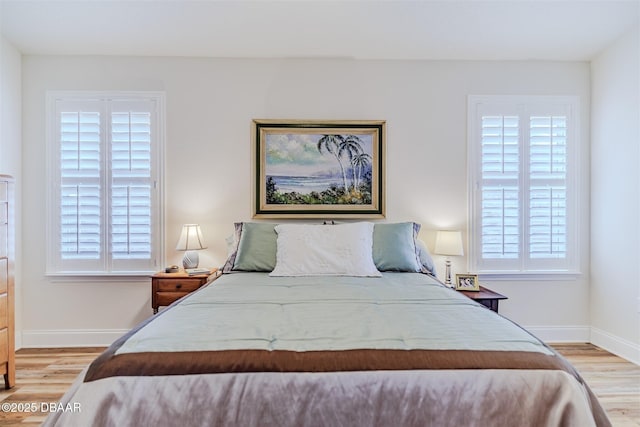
[{"left": 455, "top": 274, "right": 480, "bottom": 291}]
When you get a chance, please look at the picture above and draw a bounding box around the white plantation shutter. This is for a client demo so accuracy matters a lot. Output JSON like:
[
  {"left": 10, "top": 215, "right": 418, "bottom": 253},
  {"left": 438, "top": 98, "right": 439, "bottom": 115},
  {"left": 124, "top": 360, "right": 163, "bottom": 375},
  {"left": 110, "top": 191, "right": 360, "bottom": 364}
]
[
  {"left": 61, "top": 184, "right": 101, "bottom": 259},
  {"left": 110, "top": 106, "right": 153, "bottom": 264},
  {"left": 111, "top": 185, "right": 152, "bottom": 260},
  {"left": 60, "top": 111, "right": 102, "bottom": 261},
  {"left": 48, "top": 93, "right": 164, "bottom": 275},
  {"left": 529, "top": 116, "right": 568, "bottom": 260},
  {"left": 469, "top": 96, "right": 578, "bottom": 274},
  {"left": 480, "top": 116, "right": 519, "bottom": 260}
]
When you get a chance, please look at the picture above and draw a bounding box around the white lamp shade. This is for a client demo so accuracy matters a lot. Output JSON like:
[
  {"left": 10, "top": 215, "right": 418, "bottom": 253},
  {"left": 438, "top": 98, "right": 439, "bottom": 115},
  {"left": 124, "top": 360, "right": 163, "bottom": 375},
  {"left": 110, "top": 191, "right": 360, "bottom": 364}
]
[
  {"left": 176, "top": 224, "right": 207, "bottom": 251},
  {"left": 434, "top": 230, "right": 464, "bottom": 256}
]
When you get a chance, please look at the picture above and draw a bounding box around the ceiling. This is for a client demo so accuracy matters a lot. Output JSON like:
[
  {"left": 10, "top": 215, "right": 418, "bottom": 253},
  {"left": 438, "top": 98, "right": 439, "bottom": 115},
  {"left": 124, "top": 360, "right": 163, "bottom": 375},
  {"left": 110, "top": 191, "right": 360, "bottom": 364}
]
[{"left": 1, "top": 0, "right": 638, "bottom": 61}]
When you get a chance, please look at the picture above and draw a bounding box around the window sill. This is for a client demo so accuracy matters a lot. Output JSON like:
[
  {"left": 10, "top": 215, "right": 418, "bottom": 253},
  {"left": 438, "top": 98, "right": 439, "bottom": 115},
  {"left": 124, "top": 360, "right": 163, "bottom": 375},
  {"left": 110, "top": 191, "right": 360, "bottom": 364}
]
[
  {"left": 46, "top": 272, "right": 154, "bottom": 283},
  {"left": 477, "top": 271, "right": 583, "bottom": 282}
]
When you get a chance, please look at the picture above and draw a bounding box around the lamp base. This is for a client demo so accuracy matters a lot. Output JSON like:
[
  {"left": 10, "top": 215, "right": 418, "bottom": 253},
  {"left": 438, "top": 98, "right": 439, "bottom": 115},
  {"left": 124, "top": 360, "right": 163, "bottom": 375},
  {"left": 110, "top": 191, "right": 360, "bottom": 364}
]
[
  {"left": 444, "top": 259, "right": 454, "bottom": 288},
  {"left": 182, "top": 251, "right": 199, "bottom": 269}
]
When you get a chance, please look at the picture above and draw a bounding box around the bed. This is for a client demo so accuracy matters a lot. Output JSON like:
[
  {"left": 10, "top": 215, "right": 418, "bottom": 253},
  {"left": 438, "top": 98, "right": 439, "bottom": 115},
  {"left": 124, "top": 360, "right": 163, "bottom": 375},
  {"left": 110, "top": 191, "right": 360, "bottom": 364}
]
[{"left": 44, "top": 222, "right": 610, "bottom": 427}]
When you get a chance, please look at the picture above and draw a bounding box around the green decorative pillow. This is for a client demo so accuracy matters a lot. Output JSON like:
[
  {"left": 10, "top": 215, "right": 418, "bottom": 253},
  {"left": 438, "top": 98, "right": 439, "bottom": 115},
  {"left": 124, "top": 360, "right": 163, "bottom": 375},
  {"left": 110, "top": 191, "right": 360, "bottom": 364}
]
[
  {"left": 233, "top": 222, "right": 278, "bottom": 271},
  {"left": 373, "top": 222, "right": 421, "bottom": 272}
]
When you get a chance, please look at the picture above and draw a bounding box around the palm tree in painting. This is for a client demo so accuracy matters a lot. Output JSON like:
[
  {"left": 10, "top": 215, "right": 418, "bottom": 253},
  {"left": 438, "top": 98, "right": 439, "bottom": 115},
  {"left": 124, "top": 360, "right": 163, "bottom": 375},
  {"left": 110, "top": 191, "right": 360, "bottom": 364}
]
[
  {"left": 317, "top": 134, "right": 349, "bottom": 192},
  {"left": 318, "top": 134, "right": 367, "bottom": 192},
  {"left": 338, "top": 135, "right": 364, "bottom": 189},
  {"left": 351, "top": 152, "right": 372, "bottom": 189}
]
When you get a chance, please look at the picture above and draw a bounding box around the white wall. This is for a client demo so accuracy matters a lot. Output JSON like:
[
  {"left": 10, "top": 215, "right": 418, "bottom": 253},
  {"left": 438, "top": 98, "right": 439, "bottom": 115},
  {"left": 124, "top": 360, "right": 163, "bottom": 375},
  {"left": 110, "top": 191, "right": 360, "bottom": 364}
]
[
  {"left": 20, "top": 56, "right": 591, "bottom": 346},
  {"left": 0, "top": 35, "right": 22, "bottom": 346},
  {"left": 590, "top": 24, "right": 640, "bottom": 364},
  {"left": 0, "top": 37, "right": 21, "bottom": 175}
]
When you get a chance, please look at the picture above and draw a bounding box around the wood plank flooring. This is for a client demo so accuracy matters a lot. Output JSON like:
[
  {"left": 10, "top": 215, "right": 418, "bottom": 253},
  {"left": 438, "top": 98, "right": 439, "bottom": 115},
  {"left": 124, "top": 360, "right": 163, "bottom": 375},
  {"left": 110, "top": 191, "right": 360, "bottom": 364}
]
[
  {"left": 0, "top": 347, "right": 105, "bottom": 426},
  {"left": 552, "top": 343, "right": 640, "bottom": 427},
  {"left": 0, "top": 343, "right": 637, "bottom": 426}
]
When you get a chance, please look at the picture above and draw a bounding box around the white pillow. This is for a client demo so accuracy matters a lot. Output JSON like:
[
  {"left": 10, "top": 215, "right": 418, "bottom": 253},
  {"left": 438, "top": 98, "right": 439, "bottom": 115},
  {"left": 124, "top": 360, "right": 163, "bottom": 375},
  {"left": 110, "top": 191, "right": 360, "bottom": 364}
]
[{"left": 270, "top": 222, "right": 382, "bottom": 277}]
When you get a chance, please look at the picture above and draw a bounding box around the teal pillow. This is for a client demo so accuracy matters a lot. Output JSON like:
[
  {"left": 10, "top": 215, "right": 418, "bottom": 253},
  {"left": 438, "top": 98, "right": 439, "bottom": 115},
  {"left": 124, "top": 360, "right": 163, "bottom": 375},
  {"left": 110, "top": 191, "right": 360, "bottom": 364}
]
[
  {"left": 373, "top": 222, "right": 421, "bottom": 272},
  {"left": 233, "top": 222, "right": 278, "bottom": 271}
]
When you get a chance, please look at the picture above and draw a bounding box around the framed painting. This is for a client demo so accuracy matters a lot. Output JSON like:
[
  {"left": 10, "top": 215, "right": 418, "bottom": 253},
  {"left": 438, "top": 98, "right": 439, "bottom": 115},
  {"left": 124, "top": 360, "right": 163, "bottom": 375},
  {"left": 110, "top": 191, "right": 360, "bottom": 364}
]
[{"left": 253, "top": 119, "right": 386, "bottom": 218}]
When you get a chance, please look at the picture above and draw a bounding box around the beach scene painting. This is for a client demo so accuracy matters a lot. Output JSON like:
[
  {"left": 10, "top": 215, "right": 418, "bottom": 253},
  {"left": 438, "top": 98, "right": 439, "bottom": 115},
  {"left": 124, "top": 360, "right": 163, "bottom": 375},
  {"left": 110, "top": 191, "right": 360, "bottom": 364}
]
[{"left": 253, "top": 120, "right": 385, "bottom": 218}]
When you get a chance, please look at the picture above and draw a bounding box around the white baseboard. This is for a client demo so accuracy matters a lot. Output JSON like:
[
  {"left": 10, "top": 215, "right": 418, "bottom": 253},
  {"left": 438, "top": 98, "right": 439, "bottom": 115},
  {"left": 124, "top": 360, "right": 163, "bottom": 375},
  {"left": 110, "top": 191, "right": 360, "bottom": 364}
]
[
  {"left": 21, "top": 329, "right": 129, "bottom": 348},
  {"left": 524, "top": 325, "right": 591, "bottom": 343},
  {"left": 590, "top": 327, "right": 640, "bottom": 365}
]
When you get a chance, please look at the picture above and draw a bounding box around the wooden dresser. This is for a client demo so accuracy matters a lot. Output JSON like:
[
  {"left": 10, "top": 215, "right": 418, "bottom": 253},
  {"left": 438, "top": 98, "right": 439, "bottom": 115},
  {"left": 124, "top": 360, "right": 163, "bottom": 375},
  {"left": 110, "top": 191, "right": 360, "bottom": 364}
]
[{"left": 0, "top": 175, "right": 14, "bottom": 389}]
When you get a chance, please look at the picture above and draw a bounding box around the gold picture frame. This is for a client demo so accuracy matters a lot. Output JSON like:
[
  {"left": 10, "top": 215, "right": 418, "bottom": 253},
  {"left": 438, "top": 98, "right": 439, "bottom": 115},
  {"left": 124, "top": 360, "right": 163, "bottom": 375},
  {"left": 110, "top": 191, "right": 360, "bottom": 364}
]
[
  {"left": 252, "top": 119, "right": 385, "bottom": 218},
  {"left": 455, "top": 274, "right": 480, "bottom": 292}
]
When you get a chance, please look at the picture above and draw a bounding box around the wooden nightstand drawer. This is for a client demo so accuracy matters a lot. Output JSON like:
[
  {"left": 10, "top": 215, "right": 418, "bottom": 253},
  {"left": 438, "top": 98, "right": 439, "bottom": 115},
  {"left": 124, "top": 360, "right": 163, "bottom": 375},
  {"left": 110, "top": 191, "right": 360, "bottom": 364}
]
[
  {"left": 155, "top": 278, "right": 203, "bottom": 293},
  {"left": 156, "top": 292, "right": 192, "bottom": 307},
  {"left": 151, "top": 268, "right": 219, "bottom": 314}
]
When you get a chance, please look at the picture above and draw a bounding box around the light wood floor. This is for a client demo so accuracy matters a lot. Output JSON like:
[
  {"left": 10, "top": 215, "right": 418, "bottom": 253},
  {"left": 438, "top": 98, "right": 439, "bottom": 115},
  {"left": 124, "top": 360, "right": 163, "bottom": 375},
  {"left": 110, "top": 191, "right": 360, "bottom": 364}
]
[
  {"left": 0, "top": 343, "right": 637, "bottom": 426},
  {"left": 552, "top": 343, "right": 640, "bottom": 427}
]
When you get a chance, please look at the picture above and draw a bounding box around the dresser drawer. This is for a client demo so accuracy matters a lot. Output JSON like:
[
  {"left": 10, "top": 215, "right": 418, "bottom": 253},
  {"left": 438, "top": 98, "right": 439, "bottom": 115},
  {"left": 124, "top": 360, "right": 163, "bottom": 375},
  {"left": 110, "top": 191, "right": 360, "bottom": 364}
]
[
  {"left": 0, "top": 225, "right": 6, "bottom": 259},
  {"left": 0, "top": 328, "right": 7, "bottom": 365},
  {"left": 0, "top": 294, "right": 7, "bottom": 329},
  {"left": 155, "top": 278, "right": 204, "bottom": 292},
  {"left": 0, "top": 202, "right": 6, "bottom": 224},
  {"left": 0, "top": 260, "right": 6, "bottom": 294}
]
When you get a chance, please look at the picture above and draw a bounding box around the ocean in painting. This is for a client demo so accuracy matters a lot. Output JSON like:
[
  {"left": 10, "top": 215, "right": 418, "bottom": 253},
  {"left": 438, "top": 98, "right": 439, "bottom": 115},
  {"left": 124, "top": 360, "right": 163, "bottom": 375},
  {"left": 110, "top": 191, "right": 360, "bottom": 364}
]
[{"left": 269, "top": 175, "right": 340, "bottom": 194}]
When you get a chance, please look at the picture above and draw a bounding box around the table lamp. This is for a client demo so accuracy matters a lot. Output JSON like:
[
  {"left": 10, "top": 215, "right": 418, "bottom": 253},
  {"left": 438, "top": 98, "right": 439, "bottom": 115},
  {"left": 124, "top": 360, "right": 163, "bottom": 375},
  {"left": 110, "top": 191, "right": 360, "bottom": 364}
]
[
  {"left": 434, "top": 230, "right": 464, "bottom": 287},
  {"left": 176, "top": 224, "right": 207, "bottom": 269}
]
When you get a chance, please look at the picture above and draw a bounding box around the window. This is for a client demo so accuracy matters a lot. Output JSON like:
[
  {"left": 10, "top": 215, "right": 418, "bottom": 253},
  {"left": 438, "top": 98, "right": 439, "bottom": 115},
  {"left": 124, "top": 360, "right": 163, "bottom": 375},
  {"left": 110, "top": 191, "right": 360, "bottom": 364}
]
[
  {"left": 47, "top": 92, "right": 165, "bottom": 275},
  {"left": 468, "top": 95, "right": 579, "bottom": 275}
]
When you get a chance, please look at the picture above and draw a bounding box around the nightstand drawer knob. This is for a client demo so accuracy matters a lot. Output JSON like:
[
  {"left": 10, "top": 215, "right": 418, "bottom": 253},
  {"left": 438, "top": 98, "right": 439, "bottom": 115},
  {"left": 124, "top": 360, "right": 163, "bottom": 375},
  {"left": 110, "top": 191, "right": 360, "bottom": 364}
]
[{"left": 175, "top": 283, "right": 182, "bottom": 289}]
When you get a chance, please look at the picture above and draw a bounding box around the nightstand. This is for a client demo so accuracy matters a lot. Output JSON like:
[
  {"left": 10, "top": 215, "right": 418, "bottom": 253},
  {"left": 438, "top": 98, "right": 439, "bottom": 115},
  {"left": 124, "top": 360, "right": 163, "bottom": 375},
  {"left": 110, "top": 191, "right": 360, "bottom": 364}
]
[
  {"left": 151, "top": 268, "right": 219, "bottom": 314},
  {"left": 457, "top": 286, "right": 507, "bottom": 313}
]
